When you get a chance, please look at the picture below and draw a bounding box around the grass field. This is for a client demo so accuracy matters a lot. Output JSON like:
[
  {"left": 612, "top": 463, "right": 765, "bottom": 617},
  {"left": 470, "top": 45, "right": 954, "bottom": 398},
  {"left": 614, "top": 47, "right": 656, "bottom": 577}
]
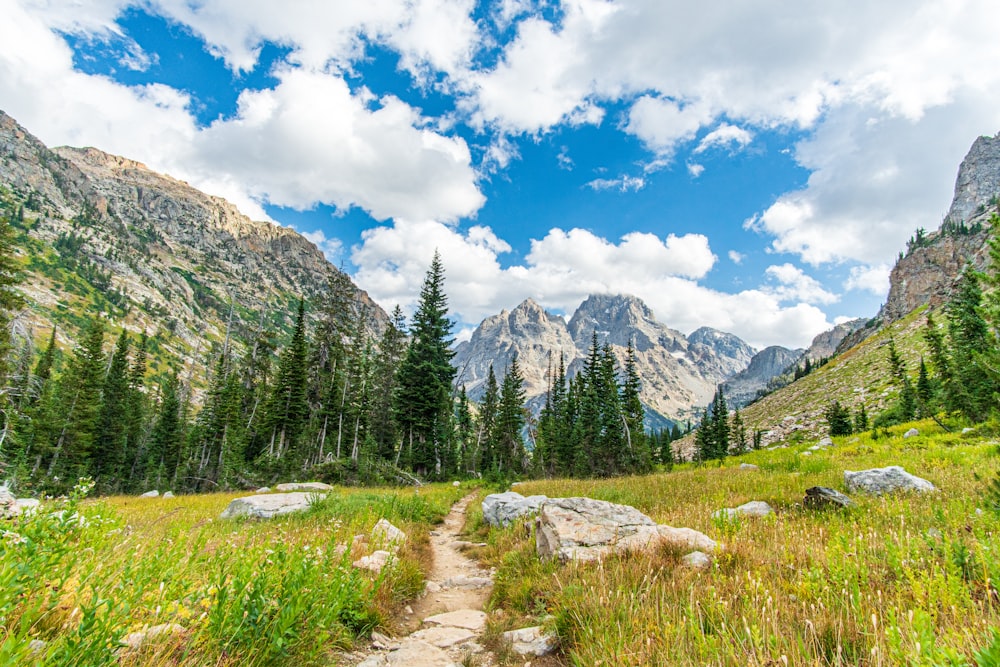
[
  {"left": 0, "top": 482, "right": 468, "bottom": 666},
  {"left": 471, "top": 420, "right": 1000, "bottom": 666}
]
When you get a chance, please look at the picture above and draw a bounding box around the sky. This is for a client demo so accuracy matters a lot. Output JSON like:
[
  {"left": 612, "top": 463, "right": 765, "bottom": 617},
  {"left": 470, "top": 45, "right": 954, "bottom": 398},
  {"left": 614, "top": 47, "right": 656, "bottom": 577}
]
[{"left": 2, "top": 1, "right": 1000, "bottom": 350}]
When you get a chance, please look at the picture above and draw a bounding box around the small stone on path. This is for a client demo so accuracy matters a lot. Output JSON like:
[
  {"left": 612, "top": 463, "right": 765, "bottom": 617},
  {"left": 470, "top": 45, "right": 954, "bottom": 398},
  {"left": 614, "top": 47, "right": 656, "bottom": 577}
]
[
  {"left": 423, "top": 609, "right": 488, "bottom": 632},
  {"left": 409, "top": 625, "right": 476, "bottom": 648},
  {"left": 502, "top": 626, "right": 558, "bottom": 656}
]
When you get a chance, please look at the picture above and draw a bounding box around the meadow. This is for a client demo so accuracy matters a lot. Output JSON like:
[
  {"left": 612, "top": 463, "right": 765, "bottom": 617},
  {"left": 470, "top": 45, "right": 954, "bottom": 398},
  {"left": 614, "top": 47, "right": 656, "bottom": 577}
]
[
  {"left": 0, "top": 482, "right": 468, "bottom": 666},
  {"left": 471, "top": 420, "right": 1000, "bottom": 666}
]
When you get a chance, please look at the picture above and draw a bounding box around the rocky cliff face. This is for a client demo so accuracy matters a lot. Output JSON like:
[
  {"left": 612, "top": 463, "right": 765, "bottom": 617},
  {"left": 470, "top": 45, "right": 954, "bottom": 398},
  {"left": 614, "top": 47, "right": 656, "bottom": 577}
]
[
  {"left": 721, "top": 345, "right": 803, "bottom": 408},
  {"left": 453, "top": 293, "right": 756, "bottom": 423},
  {"left": 878, "top": 133, "right": 1000, "bottom": 327},
  {"left": 0, "top": 110, "right": 386, "bottom": 382}
]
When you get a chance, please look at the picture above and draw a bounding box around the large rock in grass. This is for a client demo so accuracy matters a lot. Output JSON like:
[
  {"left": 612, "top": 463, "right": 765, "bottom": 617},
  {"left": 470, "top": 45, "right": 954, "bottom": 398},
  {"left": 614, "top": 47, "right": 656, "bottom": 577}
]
[
  {"left": 482, "top": 492, "right": 547, "bottom": 527},
  {"left": 712, "top": 501, "right": 774, "bottom": 520},
  {"left": 844, "top": 466, "right": 936, "bottom": 495},
  {"left": 274, "top": 482, "right": 333, "bottom": 492},
  {"left": 219, "top": 492, "right": 323, "bottom": 519},
  {"left": 371, "top": 518, "right": 406, "bottom": 548},
  {"left": 804, "top": 486, "right": 855, "bottom": 509},
  {"left": 0, "top": 487, "right": 16, "bottom": 518},
  {"left": 535, "top": 497, "right": 719, "bottom": 562}
]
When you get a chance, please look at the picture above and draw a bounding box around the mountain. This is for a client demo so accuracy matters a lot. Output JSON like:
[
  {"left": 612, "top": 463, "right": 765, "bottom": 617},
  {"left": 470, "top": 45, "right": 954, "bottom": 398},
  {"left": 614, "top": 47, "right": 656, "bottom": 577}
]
[
  {"left": 453, "top": 293, "right": 756, "bottom": 423},
  {"left": 721, "top": 345, "right": 803, "bottom": 408},
  {"left": 0, "top": 110, "right": 386, "bottom": 384}
]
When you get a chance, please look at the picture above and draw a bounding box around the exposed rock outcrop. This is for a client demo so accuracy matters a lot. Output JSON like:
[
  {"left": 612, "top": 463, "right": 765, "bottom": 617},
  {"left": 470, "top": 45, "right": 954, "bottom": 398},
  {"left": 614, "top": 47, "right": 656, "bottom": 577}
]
[
  {"left": 804, "top": 486, "right": 855, "bottom": 509},
  {"left": 219, "top": 492, "right": 323, "bottom": 519},
  {"left": 844, "top": 466, "right": 936, "bottom": 495},
  {"left": 535, "top": 496, "right": 719, "bottom": 562},
  {"left": 481, "top": 491, "right": 547, "bottom": 527}
]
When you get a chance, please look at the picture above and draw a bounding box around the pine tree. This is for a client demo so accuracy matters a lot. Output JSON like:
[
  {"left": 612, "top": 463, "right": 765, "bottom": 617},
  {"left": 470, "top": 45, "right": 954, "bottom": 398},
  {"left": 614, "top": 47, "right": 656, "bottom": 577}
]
[
  {"left": 886, "top": 337, "right": 917, "bottom": 422},
  {"left": 477, "top": 365, "right": 500, "bottom": 473},
  {"left": 710, "top": 387, "right": 730, "bottom": 460},
  {"left": 454, "top": 386, "right": 474, "bottom": 475},
  {"left": 122, "top": 332, "right": 149, "bottom": 488},
  {"left": 494, "top": 357, "right": 527, "bottom": 475},
  {"left": 944, "top": 268, "right": 992, "bottom": 420},
  {"left": 94, "top": 330, "right": 130, "bottom": 491},
  {"left": 621, "top": 340, "right": 651, "bottom": 473},
  {"left": 394, "top": 252, "right": 456, "bottom": 478},
  {"left": 694, "top": 406, "right": 711, "bottom": 462},
  {"left": 262, "top": 299, "right": 310, "bottom": 467},
  {"left": 47, "top": 317, "right": 106, "bottom": 486},
  {"left": 825, "top": 400, "right": 853, "bottom": 436},
  {"left": 369, "top": 306, "right": 406, "bottom": 462},
  {"left": 0, "top": 216, "right": 24, "bottom": 389},
  {"left": 730, "top": 410, "right": 748, "bottom": 454},
  {"left": 146, "top": 373, "right": 183, "bottom": 488}
]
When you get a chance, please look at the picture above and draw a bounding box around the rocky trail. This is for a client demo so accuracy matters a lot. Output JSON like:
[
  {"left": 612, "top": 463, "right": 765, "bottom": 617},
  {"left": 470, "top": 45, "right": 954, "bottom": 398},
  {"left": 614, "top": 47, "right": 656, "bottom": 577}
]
[{"left": 347, "top": 493, "right": 499, "bottom": 667}]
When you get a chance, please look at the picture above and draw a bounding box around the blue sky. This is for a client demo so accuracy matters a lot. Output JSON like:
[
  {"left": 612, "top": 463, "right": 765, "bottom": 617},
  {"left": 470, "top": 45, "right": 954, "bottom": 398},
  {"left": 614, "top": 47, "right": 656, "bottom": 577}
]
[{"left": 3, "top": 0, "right": 1000, "bottom": 349}]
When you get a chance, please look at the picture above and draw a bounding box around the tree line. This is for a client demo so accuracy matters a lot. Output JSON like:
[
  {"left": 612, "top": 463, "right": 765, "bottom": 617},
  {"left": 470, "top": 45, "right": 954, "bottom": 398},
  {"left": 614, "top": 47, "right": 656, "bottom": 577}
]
[{"left": 0, "top": 233, "right": 665, "bottom": 495}]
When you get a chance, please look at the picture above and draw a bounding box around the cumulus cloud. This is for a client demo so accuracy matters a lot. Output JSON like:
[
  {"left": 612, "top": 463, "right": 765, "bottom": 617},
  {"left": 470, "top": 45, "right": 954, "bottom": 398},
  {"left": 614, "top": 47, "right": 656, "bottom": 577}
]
[
  {"left": 764, "top": 263, "right": 838, "bottom": 305},
  {"left": 694, "top": 124, "right": 753, "bottom": 154},
  {"left": 687, "top": 162, "right": 705, "bottom": 178},
  {"left": 351, "top": 222, "right": 830, "bottom": 348},
  {"left": 728, "top": 250, "right": 744, "bottom": 264},
  {"left": 844, "top": 263, "right": 892, "bottom": 295}
]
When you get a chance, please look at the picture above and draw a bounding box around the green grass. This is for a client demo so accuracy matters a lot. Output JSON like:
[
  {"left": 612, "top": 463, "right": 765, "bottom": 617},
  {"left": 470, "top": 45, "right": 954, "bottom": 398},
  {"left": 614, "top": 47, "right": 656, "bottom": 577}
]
[
  {"left": 478, "top": 423, "right": 1000, "bottom": 666},
  {"left": 0, "top": 481, "right": 470, "bottom": 666}
]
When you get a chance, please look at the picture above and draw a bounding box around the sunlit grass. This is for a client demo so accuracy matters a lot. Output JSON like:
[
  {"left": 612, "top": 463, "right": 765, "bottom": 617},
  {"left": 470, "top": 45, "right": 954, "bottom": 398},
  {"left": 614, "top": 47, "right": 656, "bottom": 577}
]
[
  {"left": 1, "top": 482, "right": 469, "bottom": 666},
  {"left": 479, "top": 423, "right": 1000, "bottom": 665}
]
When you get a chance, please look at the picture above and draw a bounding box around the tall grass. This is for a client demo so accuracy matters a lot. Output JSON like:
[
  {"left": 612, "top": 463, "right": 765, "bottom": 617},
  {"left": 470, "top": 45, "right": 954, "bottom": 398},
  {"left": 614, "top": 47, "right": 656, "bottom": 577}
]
[
  {"left": 480, "top": 422, "right": 1000, "bottom": 665},
  {"left": 0, "top": 482, "right": 468, "bottom": 666}
]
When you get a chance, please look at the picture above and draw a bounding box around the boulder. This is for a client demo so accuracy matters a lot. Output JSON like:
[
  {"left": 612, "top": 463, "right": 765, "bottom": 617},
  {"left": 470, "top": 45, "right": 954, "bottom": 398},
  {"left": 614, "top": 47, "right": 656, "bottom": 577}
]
[
  {"left": 452, "top": 481, "right": 461, "bottom": 487},
  {"left": 353, "top": 550, "right": 393, "bottom": 573},
  {"left": 818, "top": 437, "right": 834, "bottom": 447},
  {"left": 712, "top": 501, "right": 774, "bottom": 520},
  {"left": 0, "top": 487, "right": 15, "bottom": 518},
  {"left": 535, "top": 497, "right": 718, "bottom": 562},
  {"left": 255, "top": 487, "right": 271, "bottom": 493},
  {"left": 423, "top": 609, "right": 488, "bottom": 632},
  {"left": 371, "top": 518, "right": 406, "bottom": 548},
  {"left": 844, "top": 466, "right": 936, "bottom": 495},
  {"left": 738, "top": 463, "right": 759, "bottom": 471},
  {"left": 502, "top": 626, "right": 558, "bottom": 656},
  {"left": 481, "top": 492, "right": 547, "bottom": 527},
  {"left": 274, "top": 482, "right": 333, "bottom": 492},
  {"left": 15, "top": 498, "right": 40, "bottom": 516},
  {"left": 121, "top": 623, "right": 186, "bottom": 650},
  {"left": 220, "top": 492, "right": 320, "bottom": 519},
  {"left": 162, "top": 491, "right": 175, "bottom": 499},
  {"left": 140, "top": 490, "right": 159, "bottom": 498},
  {"left": 904, "top": 428, "right": 920, "bottom": 438},
  {"left": 680, "top": 551, "right": 712, "bottom": 569},
  {"left": 803, "top": 486, "right": 855, "bottom": 509}
]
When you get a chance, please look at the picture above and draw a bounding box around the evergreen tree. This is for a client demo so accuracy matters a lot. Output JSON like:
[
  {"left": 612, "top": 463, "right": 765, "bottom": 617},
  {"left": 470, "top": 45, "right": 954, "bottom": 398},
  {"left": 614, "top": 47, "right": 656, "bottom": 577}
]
[
  {"left": 122, "top": 332, "right": 149, "bottom": 487},
  {"left": 730, "top": 410, "right": 748, "bottom": 454},
  {"left": 478, "top": 365, "right": 500, "bottom": 473},
  {"left": 710, "top": 387, "right": 730, "bottom": 460},
  {"left": 621, "top": 340, "right": 651, "bottom": 473},
  {"left": 854, "top": 404, "right": 869, "bottom": 432},
  {"left": 262, "top": 299, "right": 310, "bottom": 466},
  {"left": 494, "top": 357, "right": 527, "bottom": 475},
  {"left": 694, "top": 406, "right": 711, "bottom": 462},
  {"left": 47, "top": 317, "right": 106, "bottom": 486},
  {"left": 0, "top": 216, "right": 24, "bottom": 388},
  {"left": 454, "top": 386, "right": 474, "bottom": 475},
  {"left": 944, "top": 268, "right": 992, "bottom": 420},
  {"left": 369, "top": 306, "right": 406, "bottom": 462},
  {"left": 94, "top": 330, "right": 130, "bottom": 490},
  {"left": 916, "top": 357, "right": 933, "bottom": 415},
  {"left": 146, "top": 372, "right": 183, "bottom": 488},
  {"left": 394, "top": 252, "right": 456, "bottom": 478},
  {"left": 886, "top": 337, "right": 917, "bottom": 422},
  {"left": 825, "top": 400, "right": 853, "bottom": 436}
]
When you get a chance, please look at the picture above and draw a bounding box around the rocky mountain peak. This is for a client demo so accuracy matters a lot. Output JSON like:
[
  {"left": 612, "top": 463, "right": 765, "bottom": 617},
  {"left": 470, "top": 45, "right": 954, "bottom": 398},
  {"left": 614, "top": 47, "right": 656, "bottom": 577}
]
[{"left": 945, "top": 133, "right": 1000, "bottom": 226}]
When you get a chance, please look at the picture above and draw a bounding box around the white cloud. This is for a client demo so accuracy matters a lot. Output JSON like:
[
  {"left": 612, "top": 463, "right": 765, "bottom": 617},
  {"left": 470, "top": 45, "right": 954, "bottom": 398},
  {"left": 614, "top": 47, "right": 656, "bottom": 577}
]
[
  {"left": 844, "top": 263, "right": 891, "bottom": 295},
  {"left": 586, "top": 175, "right": 645, "bottom": 193},
  {"left": 625, "top": 96, "right": 712, "bottom": 155},
  {"left": 687, "top": 162, "right": 704, "bottom": 178},
  {"left": 351, "top": 222, "right": 831, "bottom": 348},
  {"left": 728, "top": 250, "right": 744, "bottom": 264},
  {"left": 764, "top": 263, "right": 838, "bottom": 305},
  {"left": 300, "top": 229, "right": 344, "bottom": 264},
  {"left": 693, "top": 124, "right": 753, "bottom": 154}
]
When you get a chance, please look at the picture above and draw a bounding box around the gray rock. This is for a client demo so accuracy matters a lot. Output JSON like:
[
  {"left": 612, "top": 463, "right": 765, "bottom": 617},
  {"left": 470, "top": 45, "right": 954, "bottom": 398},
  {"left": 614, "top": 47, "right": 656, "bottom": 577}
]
[
  {"left": 219, "top": 492, "right": 322, "bottom": 519},
  {"left": 680, "top": 551, "right": 712, "bottom": 569},
  {"left": 452, "top": 481, "right": 461, "bottom": 487},
  {"left": 408, "top": 626, "right": 476, "bottom": 649},
  {"left": 926, "top": 527, "right": 944, "bottom": 540},
  {"left": 904, "top": 428, "right": 920, "bottom": 438},
  {"left": 140, "top": 490, "right": 159, "bottom": 498},
  {"left": 0, "top": 487, "right": 15, "bottom": 518},
  {"left": 818, "top": 437, "right": 834, "bottom": 447},
  {"left": 962, "top": 428, "right": 974, "bottom": 434},
  {"left": 481, "top": 492, "right": 547, "bottom": 527},
  {"left": 387, "top": 638, "right": 460, "bottom": 666},
  {"left": 712, "top": 501, "right": 774, "bottom": 520},
  {"left": 502, "top": 626, "right": 558, "bottom": 656},
  {"left": 804, "top": 486, "right": 855, "bottom": 509},
  {"left": 441, "top": 575, "right": 493, "bottom": 590},
  {"left": 423, "top": 609, "right": 488, "bottom": 632},
  {"left": 844, "top": 466, "right": 936, "bottom": 495},
  {"left": 121, "top": 623, "right": 186, "bottom": 650},
  {"left": 353, "top": 550, "right": 393, "bottom": 573},
  {"left": 738, "top": 463, "right": 759, "bottom": 471},
  {"left": 371, "top": 518, "right": 406, "bottom": 548},
  {"left": 274, "top": 482, "right": 333, "bottom": 492},
  {"left": 162, "top": 491, "right": 175, "bottom": 499},
  {"left": 28, "top": 639, "right": 46, "bottom": 654},
  {"left": 15, "top": 498, "right": 40, "bottom": 516},
  {"left": 536, "top": 497, "right": 719, "bottom": 562},
  {"left": 255, "top": 486, "right": 271, "bottom": 493}
]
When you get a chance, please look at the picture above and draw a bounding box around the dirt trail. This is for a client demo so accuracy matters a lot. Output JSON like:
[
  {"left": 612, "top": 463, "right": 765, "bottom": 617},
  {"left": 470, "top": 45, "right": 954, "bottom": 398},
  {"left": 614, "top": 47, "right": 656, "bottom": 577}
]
[{"left": 347, "top": 493, "right": 497, "bottom": 667}]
